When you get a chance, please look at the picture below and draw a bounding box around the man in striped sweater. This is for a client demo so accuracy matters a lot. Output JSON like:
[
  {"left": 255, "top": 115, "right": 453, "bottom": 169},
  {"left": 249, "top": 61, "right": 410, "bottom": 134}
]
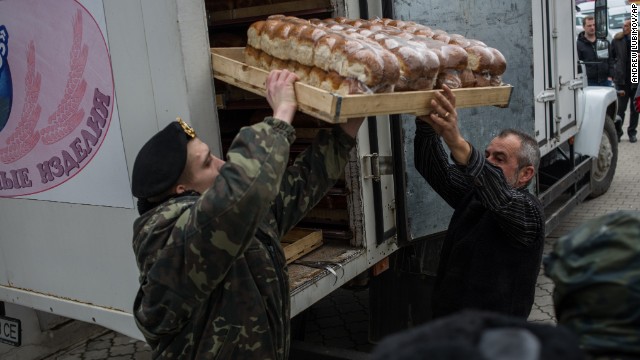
[{"left": 414, "top": 85, "right": 545, "bottom": 319}]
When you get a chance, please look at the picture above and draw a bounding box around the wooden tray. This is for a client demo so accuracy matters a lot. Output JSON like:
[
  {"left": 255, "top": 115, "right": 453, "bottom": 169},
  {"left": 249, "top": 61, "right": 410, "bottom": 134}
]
[
  {"left": 281, "top": 228, "right": 323, "bottom": 264},
  {"left": 211, "top": 47, "right": 513, "bottom": 123}
]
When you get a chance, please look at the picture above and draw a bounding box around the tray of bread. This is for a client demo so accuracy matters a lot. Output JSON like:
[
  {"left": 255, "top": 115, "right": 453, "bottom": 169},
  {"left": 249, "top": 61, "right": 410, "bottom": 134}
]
[{"left": 211, "top": 15, "right": 513, "bottom": 123}]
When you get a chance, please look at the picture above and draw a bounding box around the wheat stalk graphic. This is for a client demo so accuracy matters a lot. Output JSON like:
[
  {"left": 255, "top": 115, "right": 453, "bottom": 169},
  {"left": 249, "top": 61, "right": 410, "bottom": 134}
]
[
  {"left": 40, "top": 9, "right": 88, "bottom": 145},
  {"left": 0, "top": 41, "right": 41, "bottom": 164}
]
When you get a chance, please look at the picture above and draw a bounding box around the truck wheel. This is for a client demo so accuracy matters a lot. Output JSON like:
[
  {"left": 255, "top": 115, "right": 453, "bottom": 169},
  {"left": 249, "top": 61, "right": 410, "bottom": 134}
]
[{"left": 589, "top": 116, "right": 618, "bottom": 198}]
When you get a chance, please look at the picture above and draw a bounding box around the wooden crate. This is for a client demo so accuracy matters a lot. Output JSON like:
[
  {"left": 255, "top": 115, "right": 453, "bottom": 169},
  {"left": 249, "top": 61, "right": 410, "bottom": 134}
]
[
  {"left": 281, "top": 228, "right": 323, "bottom": 264},
  {"left": 211, "top": 47, "right": 514, "bottom": 124}
]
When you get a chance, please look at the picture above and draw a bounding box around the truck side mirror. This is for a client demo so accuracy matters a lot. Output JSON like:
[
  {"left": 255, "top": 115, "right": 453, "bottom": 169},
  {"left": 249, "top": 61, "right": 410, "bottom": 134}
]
[{"left": 594, "top": 0, "right": 608, "bottom": 39}]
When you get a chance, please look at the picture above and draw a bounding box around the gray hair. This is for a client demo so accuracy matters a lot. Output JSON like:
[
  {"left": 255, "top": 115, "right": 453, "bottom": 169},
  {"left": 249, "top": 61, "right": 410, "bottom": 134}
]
[{"left": 497, "top": 128, "right": 540, "bottom": 173}]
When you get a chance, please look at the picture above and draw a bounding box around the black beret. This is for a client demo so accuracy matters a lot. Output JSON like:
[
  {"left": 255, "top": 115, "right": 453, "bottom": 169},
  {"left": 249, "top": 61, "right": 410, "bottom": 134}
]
[{"left": 131, "top": 119, "right": 196, "bottom": 199}]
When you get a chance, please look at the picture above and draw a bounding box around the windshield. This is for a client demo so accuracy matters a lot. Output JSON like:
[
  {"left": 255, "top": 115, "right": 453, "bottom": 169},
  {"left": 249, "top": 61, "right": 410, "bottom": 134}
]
[
  {"left": 609, "top": 12, "right": 630, "bottom": 29},
  {"left": 578, "top": 10, "right": 630, "bottom": 29}
]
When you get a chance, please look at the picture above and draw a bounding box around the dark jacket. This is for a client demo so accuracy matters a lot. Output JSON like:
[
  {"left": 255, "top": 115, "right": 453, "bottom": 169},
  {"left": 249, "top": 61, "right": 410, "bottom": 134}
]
[
  {"left": 132, "top": 117, "right": 355, "bottom": 359},
  {"left": 611, "top": 31, "right": 636, "bottom": 89},
  {"left": 414, "top": 121, "right": 545, "bottom": 319},
  {"left": 577, "top": 31, "right": 612, "bottom": 84}
]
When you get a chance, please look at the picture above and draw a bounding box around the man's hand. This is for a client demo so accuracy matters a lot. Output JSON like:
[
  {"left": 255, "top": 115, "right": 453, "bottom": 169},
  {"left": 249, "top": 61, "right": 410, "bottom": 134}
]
[
  {"left": 266, "top": 70, "right": 299, "bottom": 124},
  {"left": 417, "top": 85, "right": 471, "bottom": 165}
]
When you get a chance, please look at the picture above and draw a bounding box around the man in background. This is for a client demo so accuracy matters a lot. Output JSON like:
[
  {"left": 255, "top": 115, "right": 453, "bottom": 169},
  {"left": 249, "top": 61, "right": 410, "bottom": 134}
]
[
  {"left": 577, "top": 16, "right": 613, "bottom": 86},
  {"left": 611, "top": 18, "right": 638, "bottom": 143}
]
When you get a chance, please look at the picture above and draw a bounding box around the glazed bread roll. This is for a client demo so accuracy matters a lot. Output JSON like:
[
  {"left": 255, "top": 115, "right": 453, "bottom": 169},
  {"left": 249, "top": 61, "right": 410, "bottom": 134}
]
[
  {"left": 368, "top": 18, "right": 435, "bottom": 37},
  {"left": 244, "top": 46, "right": 370, "bottom": 94},
  {"left": 248, "top": 15, "right": 400, "bottom": 90},
  {"left": 466, "top": 45, "right": 495, "bottom": 73},
  {"left": 489, "top": 47, "right": 507, "bottom": 76},
  {"left": 329, "top": 18, "right": 468, "bottom": 77},
  {"left": 312, "top": 20, "right": 440, "bottom": 90},
  {"left": 245, "top": 15, "right": 506, "bottom": 91},
  {"left": 320, "top": 17, "right": 464, "bottom": 88}
]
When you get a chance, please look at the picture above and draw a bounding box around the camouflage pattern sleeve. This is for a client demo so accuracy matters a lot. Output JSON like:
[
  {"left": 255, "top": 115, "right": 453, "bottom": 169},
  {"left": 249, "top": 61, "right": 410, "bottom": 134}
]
[
  {"left": 544, "top": 210, "right": 640, "bottom": 356},
  {"left": 134, "top": 117, "right": 294, "bottom": 338},
  {"left": 270, "top": 125, "right": 356, "bottom": 237}
]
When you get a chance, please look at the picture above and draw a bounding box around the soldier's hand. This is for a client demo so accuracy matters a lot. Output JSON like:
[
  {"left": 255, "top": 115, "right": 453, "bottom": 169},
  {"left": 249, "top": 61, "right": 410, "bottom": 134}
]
[
  {"left": 266, "top": 70, "right": 299, "bottom": 125},
  {"left": 340, "top": 117, "right": 365, "bottom": 139}
]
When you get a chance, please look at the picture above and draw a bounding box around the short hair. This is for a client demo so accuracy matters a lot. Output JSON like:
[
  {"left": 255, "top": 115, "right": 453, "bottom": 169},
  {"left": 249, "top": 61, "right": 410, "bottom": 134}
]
[
  {"left": 496, "top": 129, "right": 540, "bottom": 173},
  {"left": 582, "top": 15, "right": 594, "bottom": 27}
]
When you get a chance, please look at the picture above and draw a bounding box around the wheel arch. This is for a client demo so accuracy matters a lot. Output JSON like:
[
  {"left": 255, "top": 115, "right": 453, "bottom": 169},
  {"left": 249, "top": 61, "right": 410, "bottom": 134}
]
[{"left": 574, "top": 87, "right": 618, "bottom": 157}]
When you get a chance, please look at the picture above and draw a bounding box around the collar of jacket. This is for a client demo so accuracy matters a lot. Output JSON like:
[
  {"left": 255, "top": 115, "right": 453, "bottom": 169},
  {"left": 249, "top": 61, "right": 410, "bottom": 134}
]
[{"left": 613, "top": 31, "right": 626, "bottom": 41}]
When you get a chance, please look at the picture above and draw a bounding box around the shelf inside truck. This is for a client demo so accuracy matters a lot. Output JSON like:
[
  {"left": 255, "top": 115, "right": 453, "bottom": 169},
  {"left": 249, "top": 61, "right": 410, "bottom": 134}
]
[
  {"left": 208, "top": 0, "right": 332, "bottom": 26},
  {"left": 211, "top": 47, "right": 513, "bottom": 124}
]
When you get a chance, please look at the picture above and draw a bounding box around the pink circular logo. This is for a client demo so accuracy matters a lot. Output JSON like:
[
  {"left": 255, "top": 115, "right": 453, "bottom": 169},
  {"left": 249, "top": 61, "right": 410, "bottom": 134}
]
[{"left": 0, "top": 0, "right": 114, "bottom": 197}]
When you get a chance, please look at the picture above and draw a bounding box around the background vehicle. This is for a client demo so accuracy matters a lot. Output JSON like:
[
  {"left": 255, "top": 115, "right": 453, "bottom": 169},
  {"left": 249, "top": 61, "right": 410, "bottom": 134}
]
[
  {"left": 576, "top": 0, "right": 631, "bottom": 40},
  {"left": 0, "top": 0, "right": 617, "bottom": 357}
]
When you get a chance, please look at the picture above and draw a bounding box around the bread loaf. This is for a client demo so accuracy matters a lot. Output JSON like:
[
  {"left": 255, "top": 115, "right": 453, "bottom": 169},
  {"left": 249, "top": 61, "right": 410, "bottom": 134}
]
[
  {"left": 245, "top": 46, "right": 370, "bottom": 94},
  {"left": 466, "top": 45, "right": 494, "bottom": 73},
  {"left": 245, "top": 15, "right": 507, "bottom": 91},
  {"left": 489, "top": 47, "right": 507, "bottom": 76},
  {"left": 248, "top": 15, "right": 401, "bottom": 90},
  {"left": 369, "top": 18, "right": 435, "bottom": 37},
  {"left": 311, "top": 19, "right": 439, "bottom": 90},
  {"left": 460, "top": 69, "right": 477, "bottom": 88}
]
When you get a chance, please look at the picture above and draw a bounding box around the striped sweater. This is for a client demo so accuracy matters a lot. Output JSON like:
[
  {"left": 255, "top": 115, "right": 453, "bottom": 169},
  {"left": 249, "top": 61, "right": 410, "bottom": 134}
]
[{"left": 414, "top": 120, "right": 545, "bottom": 318}]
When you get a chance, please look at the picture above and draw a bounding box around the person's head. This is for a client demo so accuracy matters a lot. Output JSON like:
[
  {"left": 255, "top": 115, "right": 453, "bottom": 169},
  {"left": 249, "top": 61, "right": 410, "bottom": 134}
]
[
  {"left": 485, "top": 129, "right": 540, "bottom": 188},
  {"left": 623, "top": 18, "right": 631, "bottom": 36},
  {"left": 174, "top": 137, "right": 225, "bottom": 195},
  {"left": 544, "top": 211, "right": 640, "bottom": 357},
  {"left": 582, "top": 16, "right": 596, "bottom": 36},
  {"left": 131, "top": 118, "right": 225, "bottom": 213}
]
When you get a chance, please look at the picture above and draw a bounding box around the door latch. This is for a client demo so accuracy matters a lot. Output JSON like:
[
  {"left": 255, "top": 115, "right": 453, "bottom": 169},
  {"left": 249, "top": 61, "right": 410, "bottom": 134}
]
[{"left": 536, "top": 90, "right": 556, "bottom": 103}]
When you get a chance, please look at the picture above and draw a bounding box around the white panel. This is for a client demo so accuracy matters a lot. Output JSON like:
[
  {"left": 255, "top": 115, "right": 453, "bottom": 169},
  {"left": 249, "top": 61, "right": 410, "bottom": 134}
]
[
  {"left": 0, "top": 0, "right": 131, "bottom": 207},
  {"left": 533, "top": 0, "right": 549, "bottom": 149},
  {"left": 535, "top": 0, "right": 581, "bottom": 156},
  {"left": 0, "top": 0, "right": 219, "bottom": 337},
  {"left": 176, "top": 0, "right": 221, "bottom": 154}
]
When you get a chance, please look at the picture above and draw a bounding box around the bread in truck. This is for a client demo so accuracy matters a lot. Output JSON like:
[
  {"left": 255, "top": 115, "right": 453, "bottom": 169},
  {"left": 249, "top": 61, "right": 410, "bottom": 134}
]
[{"left": 245, "top": 15, "right": 507, "bottom": 95}]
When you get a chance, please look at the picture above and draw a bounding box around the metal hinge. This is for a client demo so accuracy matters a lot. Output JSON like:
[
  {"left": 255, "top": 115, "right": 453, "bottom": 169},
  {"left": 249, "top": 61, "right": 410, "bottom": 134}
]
[
  {"left": 363, "top": 153, "right": 394, "bottom": 182},
  {"left": 536, "top": 90, "right": 556, "bottom": 103}
]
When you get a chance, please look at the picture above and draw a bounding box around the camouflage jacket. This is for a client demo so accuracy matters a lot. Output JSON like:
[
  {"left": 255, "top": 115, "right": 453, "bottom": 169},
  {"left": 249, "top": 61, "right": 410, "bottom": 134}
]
[
  {"left": 132, "top": 117, "right": 356, "bottom": 359},
  {"left": 545, "top": 211, "right": 640, "bottom": 359}
]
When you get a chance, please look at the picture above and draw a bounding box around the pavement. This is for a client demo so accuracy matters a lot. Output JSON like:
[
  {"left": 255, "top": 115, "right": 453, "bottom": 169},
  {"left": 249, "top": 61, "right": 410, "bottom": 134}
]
[{"left": 41, "top": 117, "right": 640, "bottom": 359}]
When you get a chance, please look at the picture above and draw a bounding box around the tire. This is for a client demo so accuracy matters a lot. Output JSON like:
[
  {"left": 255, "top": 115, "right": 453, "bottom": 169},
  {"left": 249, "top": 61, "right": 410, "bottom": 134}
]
[{"left": 588, "top": 115, "right": 618, "bottom": 198}]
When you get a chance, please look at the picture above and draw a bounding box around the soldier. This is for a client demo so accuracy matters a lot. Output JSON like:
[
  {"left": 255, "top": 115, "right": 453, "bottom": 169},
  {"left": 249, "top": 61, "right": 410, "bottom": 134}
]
[
  {"left": 130, "top": 69, "right": 364, "bottom": 359},
  {"left": 544, "top": 210, "right": 640, "bottom": 358}
]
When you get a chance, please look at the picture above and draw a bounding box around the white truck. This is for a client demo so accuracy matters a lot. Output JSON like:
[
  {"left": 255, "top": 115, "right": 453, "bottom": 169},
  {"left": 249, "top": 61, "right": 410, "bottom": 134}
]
[{"left": 0, "top": 0, "right": 617, "bottom": 357}]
